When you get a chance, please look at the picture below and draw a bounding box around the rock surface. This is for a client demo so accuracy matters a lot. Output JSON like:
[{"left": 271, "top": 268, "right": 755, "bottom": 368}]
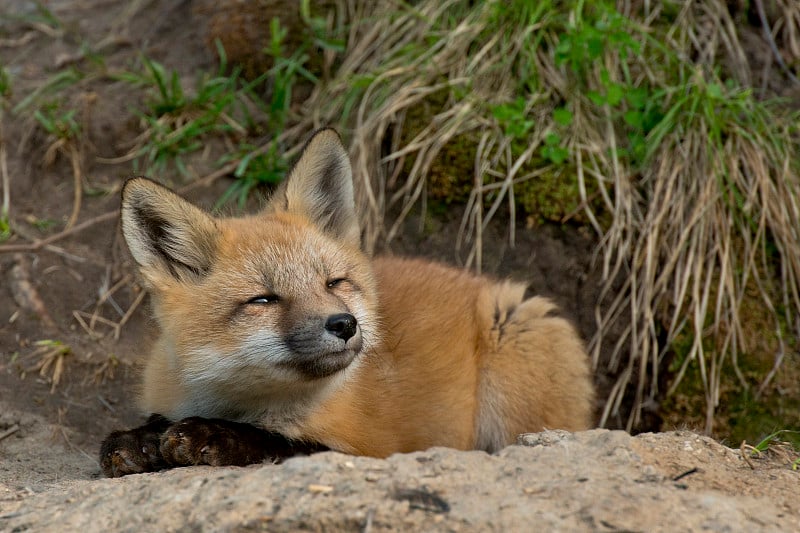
[{"left": 2, "top": 425, "right": 797, "bottom": 532}]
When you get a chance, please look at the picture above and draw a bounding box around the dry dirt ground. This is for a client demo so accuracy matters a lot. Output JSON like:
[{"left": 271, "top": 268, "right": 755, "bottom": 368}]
[{"left": 0, "top": 1, "right": 798, "bottom": 531}]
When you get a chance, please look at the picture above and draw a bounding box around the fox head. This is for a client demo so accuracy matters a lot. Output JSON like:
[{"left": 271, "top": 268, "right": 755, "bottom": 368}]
[{"left": 120, "top": 129, "right": 379, "bottom": 417}]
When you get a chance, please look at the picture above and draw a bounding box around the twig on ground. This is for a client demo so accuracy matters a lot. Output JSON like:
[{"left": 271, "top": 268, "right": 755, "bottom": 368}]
[
  {"left": 671, "top": 467, "right": 699, "bottom": 481},
  {"left": 0, "top": 127, "right": 283, "bottom": 255},
  {"left": 64, "top": 143, "right": 83, "bottom": 230},
  {"left": 53, "top": 417, "right": 95, "bottom": 464},
  {"left": 8, "top": 254, "right": 58, "bottom": 330},
  {"left": 96, "top": 394, "right": 115, "bottom": 413},
  {"left": 0, "top": 32, "right": 37, "bottom": 48},
  {"left": 72, "top": 311, "right": 102, "bottom": 340},
  {"left": 0, "top": 210, "right": 116, "bottom": 253},
  {"left": 114, "top": 289, "right": 146, "bottom": 340},
  {"left": 740, "top": 440, "right": 756, "bottom": 469},
  {"left": 0, "top": 424, "right": 20, "bottom": 442}
]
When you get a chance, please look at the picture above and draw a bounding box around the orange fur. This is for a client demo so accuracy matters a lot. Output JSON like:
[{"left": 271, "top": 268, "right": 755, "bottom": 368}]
[{"left": 122, "top": 129, "right": 594, "bottom": 457}]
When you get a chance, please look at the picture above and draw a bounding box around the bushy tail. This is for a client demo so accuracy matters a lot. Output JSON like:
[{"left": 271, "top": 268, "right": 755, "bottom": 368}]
[{"left": 475, "top": 283, "right": 594, "bottom": 452}]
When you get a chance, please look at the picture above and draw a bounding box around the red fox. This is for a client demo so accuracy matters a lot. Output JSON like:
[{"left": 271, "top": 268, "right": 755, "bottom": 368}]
[{"left": 101, "top": 128, "right": 593, "bottom": 476}]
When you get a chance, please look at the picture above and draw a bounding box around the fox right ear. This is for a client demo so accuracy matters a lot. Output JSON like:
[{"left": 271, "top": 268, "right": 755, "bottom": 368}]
[
  {"left": 272, "top": 128, "right": 361, "bottom": 247},
  {"left": 120, "top": 178, "right": 218, "bottom": 285}
]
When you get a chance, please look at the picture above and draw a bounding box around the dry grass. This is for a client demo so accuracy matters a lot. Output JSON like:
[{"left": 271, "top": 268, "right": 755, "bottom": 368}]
[
  {"left": 22, "top": 340, "right": 72, "bottom": 394},
  {"left": 582, "top": 3, "right": 800, "bottom": 432},
  {"left": 288, "top": 0, "right": 800, "bottom": 432},
  {"left": 593, "top": 90, "right": 800, "bottom": 432}
]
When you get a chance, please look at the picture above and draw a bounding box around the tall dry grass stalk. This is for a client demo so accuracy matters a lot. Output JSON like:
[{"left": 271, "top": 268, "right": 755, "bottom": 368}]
[{"left": 288, "top": 0, "right": 800, "bottom": 432}]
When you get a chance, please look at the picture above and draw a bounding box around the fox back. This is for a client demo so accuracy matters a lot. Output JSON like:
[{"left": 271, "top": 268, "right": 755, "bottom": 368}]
[{"left": 121, "top": 129, "right": 594, "bottom": 457}]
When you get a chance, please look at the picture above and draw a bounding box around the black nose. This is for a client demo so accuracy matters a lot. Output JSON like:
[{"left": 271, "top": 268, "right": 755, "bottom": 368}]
[{"left": 325, "top": 313, "right": 358, "bottom": 341}]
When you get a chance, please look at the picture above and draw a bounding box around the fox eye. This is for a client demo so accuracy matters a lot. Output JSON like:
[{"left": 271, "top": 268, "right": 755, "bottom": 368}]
[
  {"left": 327, "top": 278, "right": 347, "bottom": 289},
  {"left": 246, "top": 294, "right": 280, "bottom": 305}
]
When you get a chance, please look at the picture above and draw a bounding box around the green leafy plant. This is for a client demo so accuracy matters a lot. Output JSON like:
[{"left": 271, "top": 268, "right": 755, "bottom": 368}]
[
  {"left": 0, "top": 218, "right": 10, "bottom": 243},
  {"left": 215, "top": 143, "right": 287, "bottom": 209},
  {"left": 33, "top": 101, "right": 84, "bottom": 228},
  {"left": 554, "top": 2, "right": 641, "bottom": 75},
  {"left": 13, "top": 68, "right": 83, "bottom": 115},
  {"left": 0, "top": 65, "right": 10, "bottom": 100},
  {"left": 552, "top": 1, "right": 664, "bottom": 166},
  {"left": 113, "top": 50, "right": 252, "bottom": 176},
  {"left": 749, "top": 430, "right": 800, "bottom": 470},
  {"left": 34, "top": 104, "right": 80, "bottom": 140},
  {"left": 215, "top": 11, "right": 343, "bottom": 208},
  {"left": 492, "top": 97, "right": 534, "bottom": 140}
]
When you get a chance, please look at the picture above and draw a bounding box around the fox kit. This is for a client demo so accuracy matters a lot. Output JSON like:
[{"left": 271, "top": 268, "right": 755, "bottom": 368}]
[{"left": 100, "top": 128, "right": 594, "bottom": 477}]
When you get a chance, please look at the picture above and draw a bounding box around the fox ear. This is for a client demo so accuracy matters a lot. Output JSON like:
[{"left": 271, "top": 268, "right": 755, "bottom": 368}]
[
  {"left": 120, "top": 178, "right": 218, "bottom": 285},
  {"left": 275, "top": 128, "right": 360, "bottom": 247}
]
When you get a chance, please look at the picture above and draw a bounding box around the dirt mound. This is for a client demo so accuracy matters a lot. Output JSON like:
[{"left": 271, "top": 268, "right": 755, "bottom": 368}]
[{"left": 2, "top": 424, "right": 797, "bottom": 532}]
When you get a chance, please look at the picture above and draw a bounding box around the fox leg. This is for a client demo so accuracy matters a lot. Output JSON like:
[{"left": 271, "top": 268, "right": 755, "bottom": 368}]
[
  {"left": 100, "top": 415, "right": 327, "bottom": 478},
  {"left": 159, "top": 417, "right": 327, "bottom": 468}
]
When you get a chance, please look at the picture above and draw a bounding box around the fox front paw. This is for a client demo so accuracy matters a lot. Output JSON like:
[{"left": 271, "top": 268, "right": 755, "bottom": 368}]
[
  {"left": 100, "top": 415, "right": 328, "bottom": 477},
  {"left": 99, "top": 414, "right": 171, "bottom": 478},
  {"left": 159, "top": 417, "right": 277, "bottom": 467}
]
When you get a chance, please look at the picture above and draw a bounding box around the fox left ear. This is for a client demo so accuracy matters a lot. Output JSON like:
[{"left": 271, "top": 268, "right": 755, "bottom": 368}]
[
  {"left": 273, "top": 128, "right": 360, "bottom": 247},
  {"left": 120, "top": 178, "right": 218, "bottom": 286}
]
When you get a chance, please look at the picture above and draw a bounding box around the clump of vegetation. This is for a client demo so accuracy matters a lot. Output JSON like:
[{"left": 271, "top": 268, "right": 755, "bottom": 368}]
[
  {"left": 34, "top": 101, "right": 84, "bottom": 228},
  {"left": 113, "top": 53, "right": 256, "bottom": 178},
  {"left": 214, "top": 11, "right": 341, "bottom": 206},
  {"left": 22, "top": 339, "right": 72, "bottom": 394},
  {"left": 10, "top": 63, "right": 91, "bottom": 231},
  {"left": 744, "top": 430, "right": 800, "bottom": 469},
  {"left": 108, "top": 6, "right": 341, "bottom": 205}
]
